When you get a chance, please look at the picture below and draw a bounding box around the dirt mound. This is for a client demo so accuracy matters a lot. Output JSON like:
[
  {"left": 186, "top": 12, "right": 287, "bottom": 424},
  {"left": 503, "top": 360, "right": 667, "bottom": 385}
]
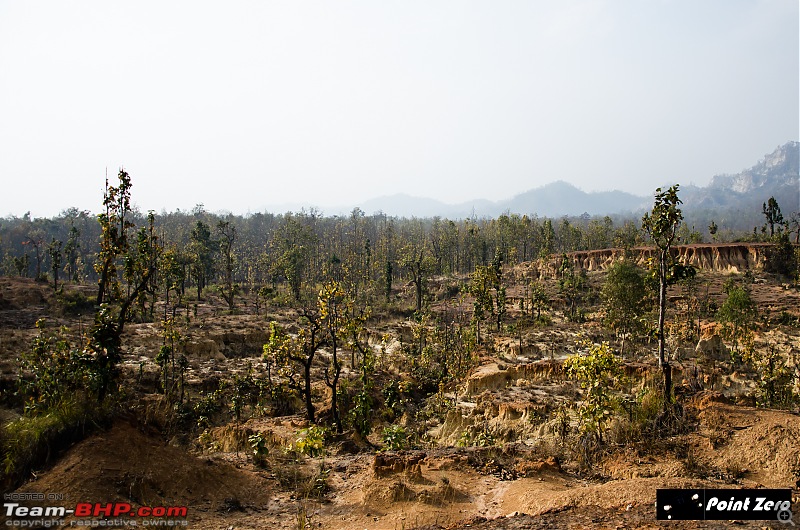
[
  {"left": 13, "top": 421, "right": 272, "bottom": 525},
  {"left": 700, "top": 402, "right": 800, "bottom": 487}
]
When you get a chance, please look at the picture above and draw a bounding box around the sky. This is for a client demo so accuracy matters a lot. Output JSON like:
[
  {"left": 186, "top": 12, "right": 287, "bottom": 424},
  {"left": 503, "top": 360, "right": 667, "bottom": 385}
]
[{"left": 0, "top": 0, "right": 797, "bottom": 218}]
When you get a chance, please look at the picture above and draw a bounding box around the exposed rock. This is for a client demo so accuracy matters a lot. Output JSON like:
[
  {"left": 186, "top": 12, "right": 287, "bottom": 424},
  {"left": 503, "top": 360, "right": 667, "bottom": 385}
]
[
  {"left": 464, "top": 361, "right": 564, "bottom": 395},
  {"left": 373, "top": 451, "right": 426, "bottom": 480},
  {"left": 184, "top": 338, "right": 225, "bottom": 360},
  {"left": 536, "top": 243, "right": 775, "bottom": 278},
  {"left": 514, "top": 456, "right": 561, "bottom": 477},
  {"left": 696, "top": 334, "right": 729, "bottom": 362}
]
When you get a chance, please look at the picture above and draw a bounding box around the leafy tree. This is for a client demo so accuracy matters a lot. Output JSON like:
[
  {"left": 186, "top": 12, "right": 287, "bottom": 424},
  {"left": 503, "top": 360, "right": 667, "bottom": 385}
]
[
  {"left": 717, "top": 280, "right": 757, "bottom": 360},
  {"left": 271, "top": 213, "right": 315, "bottom": 301},
  {"left": 22, "top": 231, "right": 45, "bottom": 281},
  {"left": 469, "top": 264, "right": 493, "bottom": 344},
  {"left": 529, "top": 280, "right": 550, "bottom": 322},
  {"left": 585, "top": 216, "right": 614, "bottom": 250},
  {"left": 765, "top": 232, "right": 799, "bottom": 279},
  {"left": 788, "top": 212, "right": 800, "bottom": 245},
  {"left": 94, "top": 176, "right": 162, "bottom": 401},
  {"left": 762, "top": 196, "right": 784, "bottom": 237},
  {"left": 350, "top": 346, "right": 375, "bottom": 437},
  {"left": 216, "top": 220, "right": 238, "bottom": 310},
  {"left": 263, "top": 309, "right": 325, "bottom": 424},
  {"left": 383, "top": 260, "right": 393, "bottom": 303},
  {"left": 708, "top": 220, "right": 718, "bottom": 242},
  {"left": 564, "top": 342, "right": 621, "bottom": 444},
  {"left": 743, "top": 342, "right": 798, "bottom": 409},
  {"left": 63, "top": 225, "right": 81, "bottom": 282},
  {"left": 47, "top": 238, "right": 62, "bottom": 291},
  {"left": 18, "top": 320, "right": 97, "bottom": 410},
  {"left": 159, "top": 246, "right": 187, "bottom": 319},
  {"left": 319, "top": 280, "right": 352, "bottom": 433},
  {"left": 602, "top": 259, "right": 646, "bottom": 357},
  {"left": 641, "top": 185, "right": 683, "bottom": 407},
  {"left": 188, "top": 220, "right": 216, "bottom": 300},
  {"left": 558, "top": 254, "right": 586, "bottom": 322},
  {"left": 613, "top": 219, "right": 642, "bottom": 249},
  {"left": 539, "top": 219, "right": 555, "bottom": 259},
  {"left": 95, "top": 170, "right": 134, "bottom": 305},
  {"left": 400, "top": 237, "right": 435, "bottom": 315},
  {"left": 470, "top": 251, "right": 506, "bottom": 336}
]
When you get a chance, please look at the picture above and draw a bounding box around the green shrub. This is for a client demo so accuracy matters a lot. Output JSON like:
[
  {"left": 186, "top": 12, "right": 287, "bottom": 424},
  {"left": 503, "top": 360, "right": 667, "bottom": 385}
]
[
  {"left": 381, "top": 424, "right": 408, "bottom": 451},
  {"left": 58, "top": 290, "right": 95, "bottom": 316},
  {"left": 248, "top": 432, "right": 270, "bottom": 467},
  {"left": 564, "top": 342, "right": 622, "bottom": 444},
  {"left": 18, "top": 320, "right": 98, "bottom": 411},
  {"left": 293, "top": 425, "right": 326, "bottom": 457}
]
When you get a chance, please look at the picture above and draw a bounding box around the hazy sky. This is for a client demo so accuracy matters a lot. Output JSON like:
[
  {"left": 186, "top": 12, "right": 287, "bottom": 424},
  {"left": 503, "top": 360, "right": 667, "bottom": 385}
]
[{"left": 1, "top": 1, "right": 797, "bottom": 217}]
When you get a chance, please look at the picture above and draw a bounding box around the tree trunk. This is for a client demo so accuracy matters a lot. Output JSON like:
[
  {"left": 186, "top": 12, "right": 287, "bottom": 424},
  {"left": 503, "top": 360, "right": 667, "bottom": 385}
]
[
  {"left": 97, "top": 260, "right": 111, "bottom": 305},
  {"left": 330, "top": 345, "right": 342, "bottom": 434},
  {"left": 658, "top": 249, "right": 672, "bottom": 407},
  {"left": 304, "top": 357, "right": 315, "bottom": 424}
]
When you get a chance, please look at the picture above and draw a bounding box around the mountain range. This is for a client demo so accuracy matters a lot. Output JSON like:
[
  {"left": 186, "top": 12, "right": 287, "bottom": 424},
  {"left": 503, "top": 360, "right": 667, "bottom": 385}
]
[{"left": 265, "top": 141, "right": 799, "bottom": 219}]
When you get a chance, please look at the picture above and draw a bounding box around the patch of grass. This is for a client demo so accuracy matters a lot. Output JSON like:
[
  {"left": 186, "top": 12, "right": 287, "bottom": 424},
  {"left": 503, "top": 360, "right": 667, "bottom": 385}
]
[
  {"left": 58, "top": 290, "right": 96, "bottom": 316},
  {"left": 1, "top": 398, "right": 112, "bottom": 490},
  {"left": 268, "top": 455, "right": 330, "bottom": 499}
]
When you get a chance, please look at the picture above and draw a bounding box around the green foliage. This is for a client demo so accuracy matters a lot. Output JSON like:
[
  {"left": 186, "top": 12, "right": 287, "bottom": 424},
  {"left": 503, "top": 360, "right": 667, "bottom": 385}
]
[
  {"left": 263, "top": 318, "right": 317, "bottom": 422},
  {"left": 717, "top": 281, "right": 757, "bottom": 358},
  {"left": 765, "top": 232, "right": 799, "bottom": 279},
  {"left": 400, "top": 235, "right": 436, "bottom": 315},
  {"left": 382, "top": 379, "right": 411, "bottom": 421},
  {"left": 95, "top": 169, "right": 135, "bottom": 305},
  {"left": 456, "top": 427, "right": 495, "bottom": 447},
  {"left": 293, "top": 425, "right": 327, "bottom": 457},
  {"left": 193, "top": 388, "right": 224, "bottom": 428},
  {"left": 558, "top": 254, "right": 586, "bottom": 322},
  {"left": 271, "top": 213, "right": 316, "bottom": 301},
  {"left": 381, "top": 424, "right": 408, "bottom": 451},
  {"left": 228, "top": 364, "right": 269, "bottom": 421},
  {"left": 609, "top": 385, "right": 668, "bottom": 447},
  {"left": 349, "top": 348, "right": 375, "bottom": 437},
  {"left": 47, "top": 238, "right": 62, "bottom": 290},
  {"left": 216, "top": 220, "right": 238, "bottom": 310},
  {"left": 58, "top": 289, "right": 95, "bottom": 316},
  {"left": 762, "top": 196, "right": 785, "bottom": 237},
  {"left": 469, "top": 250, "right": 507, "bottom": 334},
  {"left": 564, "top": 342, "right": 622, "bottom": 443},
  {"left": 248, "top": 431, "right": 270, "bottom": 467},
  {"left": 602, "top": 259, "right": 646, "bottom": 354},
  {"left": 642, "top": 185, "right": 684, "bottom": 406},
  {"left": 529, "top": 280, "right": 550, "bottom": 321},
  {"left": 743, "top": 343, "right": 798, "bottom": 409},
  {"left": 18, "top": 320, "right": 98, "bottom": 411},
  {"left": 188, "top": 220, "right": 217, "bottom": 299},
  {"left": 642, "top": 185, "right": 683, "bottom": 251},
  {"left": 2, "top": 399, "right": 111, "bottom": 489},
  {"left": 63, "top": 224, "right": 82, "bottom": 282}
]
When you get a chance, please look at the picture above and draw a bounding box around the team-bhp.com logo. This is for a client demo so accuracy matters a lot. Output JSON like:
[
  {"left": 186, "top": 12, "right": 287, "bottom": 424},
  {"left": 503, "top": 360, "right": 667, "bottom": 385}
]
[
  {"left": 73, "top": 504, "right": 187, "bottom": 518},
  {"left": 4, "top": 502, "right": 188, "bottom": 527}
]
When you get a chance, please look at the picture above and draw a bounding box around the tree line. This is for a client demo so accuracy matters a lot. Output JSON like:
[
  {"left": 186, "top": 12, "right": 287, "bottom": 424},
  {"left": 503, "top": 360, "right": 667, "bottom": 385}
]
[{"left": 4, "top": 173, "right": 797, "bottom": 311}]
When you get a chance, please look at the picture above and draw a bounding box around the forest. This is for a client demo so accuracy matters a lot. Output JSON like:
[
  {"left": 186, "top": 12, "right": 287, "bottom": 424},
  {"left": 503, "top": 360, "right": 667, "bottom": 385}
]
[{"left": 1, "top": 170, "right": 799, "bottom": 529}]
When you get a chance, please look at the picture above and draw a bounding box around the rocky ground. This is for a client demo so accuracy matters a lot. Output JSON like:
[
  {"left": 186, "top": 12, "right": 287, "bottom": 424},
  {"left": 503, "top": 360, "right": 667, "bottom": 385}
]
[{"left": 1, "top": 266, "right": 799, "bottom": 529}]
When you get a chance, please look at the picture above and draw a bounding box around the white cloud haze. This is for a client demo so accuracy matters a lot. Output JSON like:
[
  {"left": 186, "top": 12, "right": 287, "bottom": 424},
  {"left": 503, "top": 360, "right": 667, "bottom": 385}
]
[{"left": 0, "top": 0, "right": 797, "bottom": 217}]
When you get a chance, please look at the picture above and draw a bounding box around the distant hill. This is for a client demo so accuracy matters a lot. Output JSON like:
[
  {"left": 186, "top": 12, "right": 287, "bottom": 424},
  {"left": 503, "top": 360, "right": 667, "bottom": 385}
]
[
  {"left": 679, "top": 141, "right": 799, "bottom": 213},
  {"left": 352, "top": 142, "right": 797, "bottom": 219},
  {"left": 499, "top": 181, "right": 647, "bottom": 217},
  {"left": 256, "top": 141, "right": 797, "bottom": 219},
  {"left": 355, "top": 182, "right": 647, "bottom": 219}
]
